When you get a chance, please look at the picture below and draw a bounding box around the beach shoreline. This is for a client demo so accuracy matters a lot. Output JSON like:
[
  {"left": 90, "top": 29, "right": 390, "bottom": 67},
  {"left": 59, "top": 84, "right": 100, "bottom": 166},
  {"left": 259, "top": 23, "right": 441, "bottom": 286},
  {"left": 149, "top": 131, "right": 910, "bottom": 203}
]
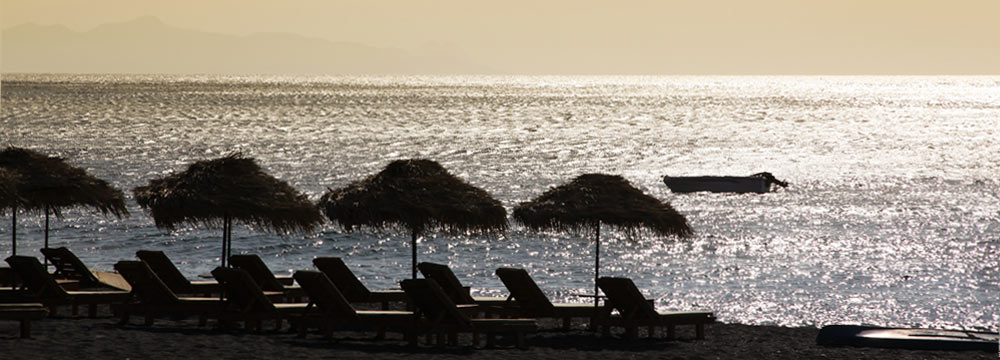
[{"left": 3, "top": 311, "right": 994, "bottom": 360}]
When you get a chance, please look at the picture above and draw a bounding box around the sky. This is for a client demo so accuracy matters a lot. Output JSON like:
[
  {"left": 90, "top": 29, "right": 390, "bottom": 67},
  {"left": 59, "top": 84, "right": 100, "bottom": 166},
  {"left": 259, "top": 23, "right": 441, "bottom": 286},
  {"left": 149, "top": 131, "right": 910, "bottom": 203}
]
[{"left": 2, "top": 0, "right": 999, "bottom": 74}]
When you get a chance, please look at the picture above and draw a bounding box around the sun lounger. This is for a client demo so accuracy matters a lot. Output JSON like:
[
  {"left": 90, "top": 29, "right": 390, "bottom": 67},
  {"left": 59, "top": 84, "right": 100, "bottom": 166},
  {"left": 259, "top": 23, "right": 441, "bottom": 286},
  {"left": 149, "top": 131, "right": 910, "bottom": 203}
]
[
  {"left": 210, "top": 266, "right": 309, "bottom": 331},
  {"left": 401, "top": 278, "right": 537, "bottom": 348},
  {"left": 596, "top": 277, "right": 715, "bottom": 340},
  {"left": 228, "top": 254, "right": 305, "bottom": 300},
  {"left": 113, "top": 260, "right": 222, "bottom": 326},
  {"left": 4, "top": 256, "right": 130, "bottom": 317},
  {"left": 312, "top": 257, "right": 407, "bottom": 309},
  {"left": 40, "top": 247, "right": 128, "bottom": 290},
  {"left": 0, "top": 303, "right": 47, "bottom": 338},
  {"left": 292, "top": 270, "right": 415, "bottom": 339},
  {"left": 416, "top": 262, "right": 508, "bottom": 307},
  {"left": 495, "top": 267, "right": 609, "bottom": 329},
  {"left": 135, "top": 250, "right": 220, "bottom": 296}
]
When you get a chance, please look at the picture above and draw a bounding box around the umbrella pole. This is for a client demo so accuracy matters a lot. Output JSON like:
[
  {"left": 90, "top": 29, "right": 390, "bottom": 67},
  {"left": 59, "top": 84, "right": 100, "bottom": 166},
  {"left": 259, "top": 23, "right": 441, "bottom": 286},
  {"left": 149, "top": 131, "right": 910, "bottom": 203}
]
[
  {"left": 594, "top": 222, "right": 600, "bottom": 308},
  {"left": 43, "top": 205, "right": 50, "bottom": 266},
  {"left": 10, "top": 205, "right": 16, "bottom": 256},
  {"left": 411, "top": 229, "right": 418, "bottom": 279}
]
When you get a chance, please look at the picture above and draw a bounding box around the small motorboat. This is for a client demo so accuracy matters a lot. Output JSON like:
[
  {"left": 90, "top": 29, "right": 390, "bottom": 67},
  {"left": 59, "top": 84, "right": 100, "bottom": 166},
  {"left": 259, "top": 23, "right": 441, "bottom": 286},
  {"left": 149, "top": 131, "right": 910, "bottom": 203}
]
[
  {"left": 663, "top": 172, "right": 788, "bottom": 194},
  {"left": 817, "top": 325, "right": 998, "bottom": 352}
]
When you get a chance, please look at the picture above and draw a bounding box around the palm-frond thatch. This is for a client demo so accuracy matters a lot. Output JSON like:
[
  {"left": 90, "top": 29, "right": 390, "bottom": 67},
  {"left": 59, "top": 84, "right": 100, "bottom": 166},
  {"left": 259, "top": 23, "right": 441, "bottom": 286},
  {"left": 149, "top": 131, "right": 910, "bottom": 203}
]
[
  {"left": 0, "top": 168, "right": 23, "bottom": 210},
  {"left": 133, "top": 153, "right": 322, "bottom": 234},
  {"left": 513, "top": 173, "right": 692, "bottom": 237},
  {"left": 318, "top": 159, "right": 507, "bottom": 279},
  {"left": 513, "top": 173, "right": 692, "bottom": 305},
  {"left": 319, "top": 159, "right": 507, "bottom": 235},
  {"left": 0, "top": 147, "right": 128, "bottom": 218}
]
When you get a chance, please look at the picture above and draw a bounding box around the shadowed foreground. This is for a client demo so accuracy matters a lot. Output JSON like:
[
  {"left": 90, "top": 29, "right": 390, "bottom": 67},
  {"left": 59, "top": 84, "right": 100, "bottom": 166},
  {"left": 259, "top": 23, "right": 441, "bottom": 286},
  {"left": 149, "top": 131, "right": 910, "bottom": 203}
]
[{"left": 1, "top": 309, "right": 993, "bottom": 360}]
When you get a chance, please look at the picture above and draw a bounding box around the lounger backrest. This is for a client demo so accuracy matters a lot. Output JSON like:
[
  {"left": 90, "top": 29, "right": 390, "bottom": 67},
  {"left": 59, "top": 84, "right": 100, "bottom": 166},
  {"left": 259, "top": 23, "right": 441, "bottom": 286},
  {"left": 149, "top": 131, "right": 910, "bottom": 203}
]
[
  {"left": 136, "top": 250, "right": 192, "bottom": 292},
  {"left": 416, "top": 262, "right": 475, "bottom": 304},
  {"left": 312, "top": 257, "right": 371, "bottom": 301},
  {"left": 292, "top": 270, "right": 359, "bottom": 320},
  {"left": 400, "top": 279, "right": 472, "bottom": 331},
  {"left": 597, "top": 277, "right": 659, "bottom": 319},
  {"left": 211, "top": 267, "right": 276, "bottom": 313},
  {"left": 5, "top": 255, "right": 67, "bottom": 299},
  {"left": 495, "top": 267, "right": 554, "bottom": 315},
  {"left": 114, "top": 260, "right": 180, "bottom": 304},
  {"left": 40, "top": 247, "right": 101, "bottom": 286},
  {"left": 229, "top": 255, "right": 286, "bottom": 292}
]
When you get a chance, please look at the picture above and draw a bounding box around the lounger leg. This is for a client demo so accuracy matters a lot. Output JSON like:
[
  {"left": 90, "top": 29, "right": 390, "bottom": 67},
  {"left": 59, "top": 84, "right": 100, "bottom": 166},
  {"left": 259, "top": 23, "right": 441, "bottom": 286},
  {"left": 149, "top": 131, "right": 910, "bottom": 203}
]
[
  {"left": 436, "top": 332, "right": 445, "bottom": 347},
  {"left": 448, "top": 332, "right": 458, "bottom": 346},
  {"left": 145, "top": 312, "right": 155, "bottom": 325},
  {"left": 119, "top": 308, "right": 130, "bottom": 324},
  {"left": 323, "top": 325, "right": 334, "bottom": 339},
  {"left": 198, "top": 314, "right": 207, "bottom": 327},
  {"left": 486, "top": 332, "right": 496, "bottom": 348},
  {"left": 516, "top": 332, "right": 526, "bottom": 349},
  {"left": 88, "top": 304, "right": 97, "bottom": 318},
  {"left": 562, "top": 317, "right": 571, "bottom": 330},
  {"left": 376, "top": 326, "right": 386, "bottom": 340},
  {"left": 648, "top": 325, "right": 655, "bottom": 338},
  {"left": 626, "top": 326, "right": 637, "bottom": 340},
  {"left": 472, "top": 331, "right": 480, "bottom": 347},
  {"left": 49, "top": 305, "right": 58, "bottom": 316},
  {"left": 666, "top": 325, "right": 676, "bottom": 339},
  {"left": 696, "top": 324, "right": 705, "bottom": 339},
  {"left": 19, "top": 319, "right": 31, "bottom": 338},
  {"left": 275, "top": 318, "right": 283, "bottom": 331},
  {"left": 72, "top": 304, "right": 79, "bottom": 315},
  {"left": 424, "top": 333, "right": 433, "bottom": 345}
]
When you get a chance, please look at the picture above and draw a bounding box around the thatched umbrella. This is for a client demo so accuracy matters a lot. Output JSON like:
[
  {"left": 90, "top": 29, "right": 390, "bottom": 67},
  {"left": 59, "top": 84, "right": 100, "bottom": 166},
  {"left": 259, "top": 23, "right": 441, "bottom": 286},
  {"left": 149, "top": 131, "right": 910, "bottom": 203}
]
[
  {"left": 0, "top": 147, "right": 128, "bottom": 256},
  {"left": 133, "top": 153, "right": 322, "bottom": 267},
  {"left": 318, "top": 159, "right": 507, "bottom": 279},
  {"left": 513, "top": 173, "right": 692, "bottom": 305}
]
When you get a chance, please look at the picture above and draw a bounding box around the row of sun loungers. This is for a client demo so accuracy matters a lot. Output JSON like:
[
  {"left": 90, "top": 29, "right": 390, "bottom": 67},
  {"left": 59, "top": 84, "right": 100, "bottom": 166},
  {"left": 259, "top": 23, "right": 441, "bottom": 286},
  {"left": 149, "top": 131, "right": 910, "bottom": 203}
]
[{"left": 2, "top": 248, "right": 715, "bottom": 346}]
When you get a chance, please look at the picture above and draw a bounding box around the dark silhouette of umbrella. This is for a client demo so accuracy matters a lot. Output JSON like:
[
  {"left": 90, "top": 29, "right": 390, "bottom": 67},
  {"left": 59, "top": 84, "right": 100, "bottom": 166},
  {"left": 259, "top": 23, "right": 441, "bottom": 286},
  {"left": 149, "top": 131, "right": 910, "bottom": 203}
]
[
  {"left": 512, "top": 173, "right": 692, "bottom": 305},
  {"left": 0, "top": 147, "right": 128, "bottom": 256},
  {"left": 133, "top": 153, "right": 322, "bottom": 267},
  {"left": 318, "top": 159, "right": 507, "bottom": 279}
]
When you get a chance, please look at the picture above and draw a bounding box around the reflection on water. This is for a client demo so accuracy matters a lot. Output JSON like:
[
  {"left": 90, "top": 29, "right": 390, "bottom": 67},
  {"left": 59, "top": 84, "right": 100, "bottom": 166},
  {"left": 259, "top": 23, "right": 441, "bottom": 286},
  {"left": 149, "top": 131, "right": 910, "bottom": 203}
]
[{"left": 1, "top": 74, "right": 998, "bottom": 329}]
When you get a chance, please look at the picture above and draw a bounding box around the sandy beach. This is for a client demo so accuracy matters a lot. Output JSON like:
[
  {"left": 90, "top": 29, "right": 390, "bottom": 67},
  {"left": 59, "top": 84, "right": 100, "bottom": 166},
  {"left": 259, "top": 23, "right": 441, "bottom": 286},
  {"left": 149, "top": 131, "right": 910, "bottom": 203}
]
[{"left": 2, "top": 308, "right": 994, "bottom": 360}]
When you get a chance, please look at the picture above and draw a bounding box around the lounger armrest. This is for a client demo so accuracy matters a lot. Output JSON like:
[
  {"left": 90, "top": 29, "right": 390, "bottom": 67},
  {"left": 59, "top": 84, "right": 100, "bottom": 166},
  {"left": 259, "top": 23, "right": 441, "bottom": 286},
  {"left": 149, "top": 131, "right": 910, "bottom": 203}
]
[{"left": 276, "top": 275, "right": 294, "bottom": 286}]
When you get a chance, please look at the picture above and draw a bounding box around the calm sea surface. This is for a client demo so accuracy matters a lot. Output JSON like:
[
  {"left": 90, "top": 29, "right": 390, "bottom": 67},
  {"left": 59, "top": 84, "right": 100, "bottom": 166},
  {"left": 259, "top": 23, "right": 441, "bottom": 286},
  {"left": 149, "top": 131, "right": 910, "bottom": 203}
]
[{"left": 1, "top": 74, "right": 998, "bottom": 330}]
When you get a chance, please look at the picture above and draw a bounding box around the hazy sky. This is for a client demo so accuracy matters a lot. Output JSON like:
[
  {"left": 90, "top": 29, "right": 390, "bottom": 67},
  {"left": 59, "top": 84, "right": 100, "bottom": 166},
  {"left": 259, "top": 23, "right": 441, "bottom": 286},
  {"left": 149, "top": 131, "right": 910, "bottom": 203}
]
[{"left": 3, "top": 0, "right": 999, "bottom": 74}]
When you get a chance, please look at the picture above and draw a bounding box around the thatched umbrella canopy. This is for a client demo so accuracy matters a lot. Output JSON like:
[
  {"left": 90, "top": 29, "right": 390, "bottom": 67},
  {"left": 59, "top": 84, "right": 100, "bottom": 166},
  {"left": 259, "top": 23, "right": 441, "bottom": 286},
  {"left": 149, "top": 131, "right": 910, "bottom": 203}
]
[
  {"left": 513, "top": 173, "right": 692, "bottom": 305},
  {"left": 133, "top": 153, "right": 322, "bottom": 267},
  {"left": 0, "top": 168, "right": 23, "bottom": 210},
  {"left": 0, "top": 147, "right": 128, "bottom": 256},
  {"left": 319, "top": 159, "right": 507, "bottom": 279}
]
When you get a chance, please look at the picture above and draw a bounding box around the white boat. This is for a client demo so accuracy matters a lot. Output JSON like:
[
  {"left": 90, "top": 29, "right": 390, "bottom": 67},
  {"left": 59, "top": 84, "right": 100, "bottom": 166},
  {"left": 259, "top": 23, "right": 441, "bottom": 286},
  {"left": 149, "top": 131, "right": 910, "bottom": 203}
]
[{"left": 663, "top": 172, "right": 788, "bottom": 194}]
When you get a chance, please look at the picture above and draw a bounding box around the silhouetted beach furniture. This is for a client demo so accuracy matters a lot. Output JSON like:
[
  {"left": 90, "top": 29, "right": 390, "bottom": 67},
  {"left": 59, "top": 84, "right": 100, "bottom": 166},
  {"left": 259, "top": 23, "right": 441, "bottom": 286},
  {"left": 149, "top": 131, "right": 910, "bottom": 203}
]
[
  {"left": 41, "top": 247, "right": 129, "bottom": 291},
  {"left": 318, "top": 159, "right": 508, "bottom": 279},
  {"left": 312, "top": 257, "right": 407, "bottom": 309},
  {"left": 401, "top": 278, "right": 537, "bottom": 349},
  {"left": 663, "top": 172, "right": 789, "bottom": 194},
  {"left": 113, "top": 260, "right": 221, "bottom": 326},
  {"left": 292, "top": 270, "right": 414, "bottom": 339},
  {"left": 133, "top": 154, "right": 323, "bottom": 268},
  {"left": 596, "top": 277, "right": 715, "bottom": 340},
  {"left": 210, "top": 266, "right": 309, "bottom": 331},
  {"left": 0, "top": 303, "right": 47, "bottom": 338},
  {"left": 416, "top": 262, "right": 508, "bottom": 308},
  {"left": 1, "top": 147, "right": 128, "bottom": 257},
  {"left": 135, "top": 250, "right": 220, "bottom": 296},
  {"left": 513, "top": 174, "right": 692, "bottom": 307},
  {"left": 495, "top": 267, "right": 609, "bottom": 330},
  {"left": 228, "top": 254, "right": 303, "bottom": 300},
  {"left": 4, "top": 256, "right": 129, "bottom": 317}
]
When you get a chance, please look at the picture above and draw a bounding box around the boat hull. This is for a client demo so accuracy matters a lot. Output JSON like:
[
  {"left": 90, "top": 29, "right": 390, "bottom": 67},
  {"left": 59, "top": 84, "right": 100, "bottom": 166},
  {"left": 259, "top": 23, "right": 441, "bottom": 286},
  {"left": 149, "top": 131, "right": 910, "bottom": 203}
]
[
  {"left": 817, "top": 325, "right": 998, "bottom": 352},
  {"left": 663, "top": 176, "right": 770, "bottom": 194}
]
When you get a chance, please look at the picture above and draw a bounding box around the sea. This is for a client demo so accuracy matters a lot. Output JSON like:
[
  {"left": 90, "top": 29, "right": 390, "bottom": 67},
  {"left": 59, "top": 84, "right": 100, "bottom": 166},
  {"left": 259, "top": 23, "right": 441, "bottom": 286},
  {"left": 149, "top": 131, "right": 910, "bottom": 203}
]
[{"left": 1, "top": 74, "right": 997, "bottom": 331}]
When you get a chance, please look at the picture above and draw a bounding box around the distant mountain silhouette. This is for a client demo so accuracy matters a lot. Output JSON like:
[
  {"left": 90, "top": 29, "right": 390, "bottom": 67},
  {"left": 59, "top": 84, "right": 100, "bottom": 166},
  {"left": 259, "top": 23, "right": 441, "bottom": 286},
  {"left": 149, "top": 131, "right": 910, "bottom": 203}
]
[{"left": 1, "top": 16, "right": 488, "bottom": 74}]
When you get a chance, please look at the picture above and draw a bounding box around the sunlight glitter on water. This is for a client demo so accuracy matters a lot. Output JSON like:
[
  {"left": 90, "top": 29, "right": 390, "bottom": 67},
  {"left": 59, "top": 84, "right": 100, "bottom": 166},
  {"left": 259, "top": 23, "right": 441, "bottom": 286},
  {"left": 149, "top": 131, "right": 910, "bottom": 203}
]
[{"left": 1, "top": 74, "right": 998, "bottom": 330}]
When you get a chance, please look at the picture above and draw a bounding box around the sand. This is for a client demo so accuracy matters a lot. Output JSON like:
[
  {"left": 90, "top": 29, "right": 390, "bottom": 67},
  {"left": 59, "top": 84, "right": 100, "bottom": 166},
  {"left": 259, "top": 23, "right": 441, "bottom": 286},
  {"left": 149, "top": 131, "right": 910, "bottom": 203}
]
[{"left": 2, "top": 308, "right": 995, "bottom": 360}]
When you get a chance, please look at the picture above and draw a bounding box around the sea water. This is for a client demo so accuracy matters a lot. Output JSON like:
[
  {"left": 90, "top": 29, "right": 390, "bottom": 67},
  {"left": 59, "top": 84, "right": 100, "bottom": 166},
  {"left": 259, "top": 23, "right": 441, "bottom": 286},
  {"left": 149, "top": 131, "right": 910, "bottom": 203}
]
[{"left": 1, "top": 74, "right": 997, "bottom": 330}]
